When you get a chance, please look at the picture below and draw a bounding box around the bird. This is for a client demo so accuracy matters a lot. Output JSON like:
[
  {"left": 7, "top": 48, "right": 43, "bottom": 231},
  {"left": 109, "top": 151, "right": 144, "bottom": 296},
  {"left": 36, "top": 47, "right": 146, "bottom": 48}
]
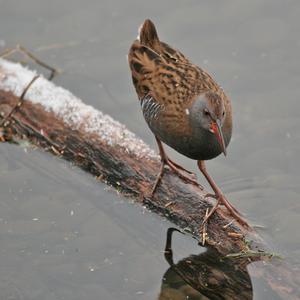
[{"left": 128, "top": 19, "right": 248, "bottom": 227}]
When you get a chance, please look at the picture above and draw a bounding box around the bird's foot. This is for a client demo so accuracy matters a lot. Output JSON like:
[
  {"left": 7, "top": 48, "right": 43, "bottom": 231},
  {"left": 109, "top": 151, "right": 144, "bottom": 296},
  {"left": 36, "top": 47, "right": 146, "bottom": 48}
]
[
  {"left": 167, "top": 158, "right": 197, "bottom": 180},
  {"left": 164, "top": 157, "right": 202, "bottom": 188},
  {"left": 202, "top": 193, "right": 250, "bottom": 228},
  {"left": 149, "top": 158, "right": 203, "bottom": 198},
  {"left": 204, "top": 193, "right": 240, "bottom": 215}
]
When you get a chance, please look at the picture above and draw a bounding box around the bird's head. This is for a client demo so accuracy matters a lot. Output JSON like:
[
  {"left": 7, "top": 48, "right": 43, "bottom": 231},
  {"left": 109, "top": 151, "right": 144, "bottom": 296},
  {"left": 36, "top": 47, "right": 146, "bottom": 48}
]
[{"left": 189, "top": 92, "right": 227, "bottom": 156}]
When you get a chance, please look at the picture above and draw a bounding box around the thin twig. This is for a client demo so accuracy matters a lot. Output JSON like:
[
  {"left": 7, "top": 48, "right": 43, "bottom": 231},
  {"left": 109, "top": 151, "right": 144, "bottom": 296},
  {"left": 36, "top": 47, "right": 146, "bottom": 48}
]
[
  {"left": 0, "top": 45, "right": 59, "bottom": 80},
  {"left": 223, "top": 219, "right": 234, "bottom": 229},
  {"left": 0, "top": 75, "right": 40, "bottom": 127},
  {"left": 202, "top": 208, "right": 209, "bottom": 246}
]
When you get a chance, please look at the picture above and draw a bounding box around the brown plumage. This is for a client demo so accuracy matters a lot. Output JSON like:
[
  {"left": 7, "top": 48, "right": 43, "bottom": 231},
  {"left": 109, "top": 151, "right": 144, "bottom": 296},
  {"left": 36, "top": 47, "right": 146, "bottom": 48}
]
[{"left": 128, "top": 19, "right": 248, "bottom": 227}]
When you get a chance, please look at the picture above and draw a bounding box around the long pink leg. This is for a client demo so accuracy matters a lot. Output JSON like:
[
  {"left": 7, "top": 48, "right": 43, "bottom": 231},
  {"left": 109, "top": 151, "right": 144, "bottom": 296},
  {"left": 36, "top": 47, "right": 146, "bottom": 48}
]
[{"left": 197, "top": 160, "right": 249, "bottom": 227}]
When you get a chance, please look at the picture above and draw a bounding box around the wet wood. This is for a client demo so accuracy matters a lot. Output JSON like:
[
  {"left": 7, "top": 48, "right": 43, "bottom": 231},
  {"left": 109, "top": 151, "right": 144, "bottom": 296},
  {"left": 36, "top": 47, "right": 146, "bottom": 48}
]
[{"left": 0, "top": 62, "right": 299, "bottom": 299}]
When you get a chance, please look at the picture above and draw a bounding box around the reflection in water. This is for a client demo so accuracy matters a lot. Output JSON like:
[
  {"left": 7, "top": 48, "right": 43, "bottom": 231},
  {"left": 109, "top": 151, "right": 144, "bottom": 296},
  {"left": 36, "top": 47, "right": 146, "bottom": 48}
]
[{"left": 158, "top": 228, "right": 253, "bottom": 300}]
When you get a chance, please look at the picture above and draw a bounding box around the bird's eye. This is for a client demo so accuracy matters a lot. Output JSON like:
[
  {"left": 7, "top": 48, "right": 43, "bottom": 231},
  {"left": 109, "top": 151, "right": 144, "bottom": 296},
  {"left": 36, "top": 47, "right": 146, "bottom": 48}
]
[
  {"left": 204, "top": 109, "right": 210, "bottom": 116},
  {"left": 222, "top": 111, "right": 225, "bottom": 116}
]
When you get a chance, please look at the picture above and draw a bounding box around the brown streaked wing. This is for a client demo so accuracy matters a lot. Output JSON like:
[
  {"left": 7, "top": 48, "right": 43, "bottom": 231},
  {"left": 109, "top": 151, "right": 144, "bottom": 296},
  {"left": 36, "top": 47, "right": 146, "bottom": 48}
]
[
  {"left": 129, "top": 40, "right": 165, "bottom": 100},
  {"left": 160, "top": 41, "right": 190, "bottom": 64}
]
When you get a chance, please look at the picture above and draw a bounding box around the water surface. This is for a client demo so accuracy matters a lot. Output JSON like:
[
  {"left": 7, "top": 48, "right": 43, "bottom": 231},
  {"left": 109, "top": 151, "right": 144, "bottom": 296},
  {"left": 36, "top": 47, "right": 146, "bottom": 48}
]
[{"left": 0, "top": 0, "right": 299, "bottom": 299}]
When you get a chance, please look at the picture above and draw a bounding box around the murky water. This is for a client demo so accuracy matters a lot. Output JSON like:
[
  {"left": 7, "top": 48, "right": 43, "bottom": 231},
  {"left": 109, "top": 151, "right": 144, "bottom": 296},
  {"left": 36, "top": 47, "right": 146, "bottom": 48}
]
[{"left": 0, "top": 0, "right": 299, "bottom": 299}]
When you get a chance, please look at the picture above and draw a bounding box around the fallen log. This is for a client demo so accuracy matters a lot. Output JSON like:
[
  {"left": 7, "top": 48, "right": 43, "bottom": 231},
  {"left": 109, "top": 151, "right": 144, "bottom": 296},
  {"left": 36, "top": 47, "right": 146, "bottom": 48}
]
[{"left": 0, "top": 58, "right": 299, "bottom": 299}]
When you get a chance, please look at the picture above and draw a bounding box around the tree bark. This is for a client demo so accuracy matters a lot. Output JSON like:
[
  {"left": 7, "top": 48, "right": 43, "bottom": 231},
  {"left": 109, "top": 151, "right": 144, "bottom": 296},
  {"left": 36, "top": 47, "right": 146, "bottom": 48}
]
[{"left": 0, "top": 58, "right": 299, "bottom": 299}]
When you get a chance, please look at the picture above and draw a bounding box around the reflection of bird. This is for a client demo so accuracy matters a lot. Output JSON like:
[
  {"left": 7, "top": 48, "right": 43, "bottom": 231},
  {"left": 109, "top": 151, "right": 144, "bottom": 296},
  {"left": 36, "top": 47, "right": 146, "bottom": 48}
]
[
  {"left": 159, "top": 228, "right": 253, "bottom": 300},
  {"left": 128, "top": 19, "right": 248, "bottom": 226}
]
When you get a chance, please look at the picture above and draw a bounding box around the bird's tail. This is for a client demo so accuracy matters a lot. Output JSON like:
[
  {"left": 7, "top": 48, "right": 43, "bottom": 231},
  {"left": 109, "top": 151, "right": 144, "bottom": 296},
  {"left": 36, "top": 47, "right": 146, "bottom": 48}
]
[{"left": 138, "top": 19, "right": 160, "bottom": 50}]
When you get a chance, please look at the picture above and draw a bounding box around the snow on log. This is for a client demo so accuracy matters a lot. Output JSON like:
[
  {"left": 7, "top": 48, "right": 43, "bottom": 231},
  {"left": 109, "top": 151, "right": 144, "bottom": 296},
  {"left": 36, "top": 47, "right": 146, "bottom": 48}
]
[
  {"left": 0, "top": 59, "right": 157, "bottom": 159},
  {"left": 0, "top": 58, "right": 299, "bottom": 299}
]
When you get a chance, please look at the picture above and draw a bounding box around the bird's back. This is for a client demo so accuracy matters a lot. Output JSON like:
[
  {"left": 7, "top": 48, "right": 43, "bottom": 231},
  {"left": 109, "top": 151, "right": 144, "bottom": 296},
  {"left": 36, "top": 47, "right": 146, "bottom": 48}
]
[{"left": 129, "top": 20, "right": 222, "bottom": 101}]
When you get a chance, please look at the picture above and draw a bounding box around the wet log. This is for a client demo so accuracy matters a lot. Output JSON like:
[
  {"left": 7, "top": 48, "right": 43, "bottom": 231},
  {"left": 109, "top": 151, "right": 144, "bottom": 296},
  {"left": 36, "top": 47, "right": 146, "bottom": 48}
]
[{"left": 0, "top": 58, "right": 299, "bottom": 299}]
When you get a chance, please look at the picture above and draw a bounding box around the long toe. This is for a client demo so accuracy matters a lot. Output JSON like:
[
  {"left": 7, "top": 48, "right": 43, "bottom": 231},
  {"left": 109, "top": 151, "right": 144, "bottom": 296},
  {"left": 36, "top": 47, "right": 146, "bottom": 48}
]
[
  {"left": 217, "top": 194, "right": 250, "bottom": 227},
  {"left": 168, "top": 158, "right": 197, "bottom": 178},
  {"left": 207, "top": 193, "right": 241, "bottom": 215},
  {"left": 167, "top": 162, "right": 203, "bottom": 189}
]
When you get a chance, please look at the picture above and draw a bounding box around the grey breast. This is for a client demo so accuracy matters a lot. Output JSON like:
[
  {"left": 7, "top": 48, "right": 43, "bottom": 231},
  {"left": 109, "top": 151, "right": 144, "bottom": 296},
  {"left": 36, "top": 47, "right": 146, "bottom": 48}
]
[{"left": 140, "top": 94, "right": 231, "bottom": 160}]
